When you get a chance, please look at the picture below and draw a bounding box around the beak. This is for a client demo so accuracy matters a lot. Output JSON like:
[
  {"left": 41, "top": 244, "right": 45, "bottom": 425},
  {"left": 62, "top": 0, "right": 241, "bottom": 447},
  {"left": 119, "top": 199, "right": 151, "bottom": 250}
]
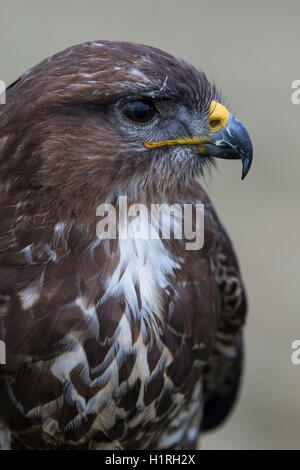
[
  {"left": 144, "top": 100, "right": 253, "bottom": 179},
  {"left": 202, "top": 101, "right": 253, "bottom": 179}
]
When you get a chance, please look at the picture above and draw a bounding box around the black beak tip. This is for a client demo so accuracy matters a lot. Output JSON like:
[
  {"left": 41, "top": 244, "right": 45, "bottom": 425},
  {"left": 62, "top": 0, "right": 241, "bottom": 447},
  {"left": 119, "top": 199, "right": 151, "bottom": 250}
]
[
  {"left": 226, "top": 114, "right": 253, "bottom": 180},
  {"left": 240, "top": 140, "right": 253, "bottom": 180},
  {"left": 241, "top": 153, "right": 253, "bottom": 180}
]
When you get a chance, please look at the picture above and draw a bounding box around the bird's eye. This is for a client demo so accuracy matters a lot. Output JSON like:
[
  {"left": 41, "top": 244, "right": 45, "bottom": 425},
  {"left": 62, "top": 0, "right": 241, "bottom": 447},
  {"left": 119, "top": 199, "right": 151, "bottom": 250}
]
[{"left": 121, "top": 100, "right": 158, "bottom": 124}]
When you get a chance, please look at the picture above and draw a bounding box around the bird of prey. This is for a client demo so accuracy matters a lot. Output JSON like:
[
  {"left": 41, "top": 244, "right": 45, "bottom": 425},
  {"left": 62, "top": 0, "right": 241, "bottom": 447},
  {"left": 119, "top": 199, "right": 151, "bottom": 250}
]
[{"left": 0, "top": 41, "right": 252, "bottom": 450}]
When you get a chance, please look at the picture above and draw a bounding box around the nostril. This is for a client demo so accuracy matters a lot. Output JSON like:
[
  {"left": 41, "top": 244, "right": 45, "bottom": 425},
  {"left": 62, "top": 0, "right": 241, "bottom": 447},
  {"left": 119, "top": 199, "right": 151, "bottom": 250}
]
[{"left": 209, "top": 119, "right": 221, "bottom": 129}]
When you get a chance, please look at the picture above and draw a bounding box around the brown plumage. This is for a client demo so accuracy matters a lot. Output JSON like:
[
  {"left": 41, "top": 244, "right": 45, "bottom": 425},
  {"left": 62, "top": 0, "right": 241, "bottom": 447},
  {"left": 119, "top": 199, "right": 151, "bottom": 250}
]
[{"left": 0, "top": 41, "right": 252, "bottom": 449}]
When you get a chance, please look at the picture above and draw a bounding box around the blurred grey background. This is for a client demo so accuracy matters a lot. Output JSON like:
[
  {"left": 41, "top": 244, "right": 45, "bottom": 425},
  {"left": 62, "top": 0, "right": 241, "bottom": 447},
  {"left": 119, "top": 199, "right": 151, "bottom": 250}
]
[{"left": 1, "top": 0, "right": 299, "bottom": 450}]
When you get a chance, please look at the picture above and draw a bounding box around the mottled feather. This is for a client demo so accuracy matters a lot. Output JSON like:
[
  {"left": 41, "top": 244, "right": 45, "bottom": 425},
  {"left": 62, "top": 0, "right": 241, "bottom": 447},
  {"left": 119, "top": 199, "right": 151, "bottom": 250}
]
[{"left": 0, "top": 41, "right": 247, "bottom": 450}]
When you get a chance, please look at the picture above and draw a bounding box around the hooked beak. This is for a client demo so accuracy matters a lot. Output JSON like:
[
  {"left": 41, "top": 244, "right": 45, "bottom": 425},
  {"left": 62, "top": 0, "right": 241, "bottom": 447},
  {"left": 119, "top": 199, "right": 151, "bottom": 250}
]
[
  {"left": 144, "top": 100, "right": 253, "bottom": 179},
  {"left": 202, "top": 101, "right": 253, "bottom": 179}
]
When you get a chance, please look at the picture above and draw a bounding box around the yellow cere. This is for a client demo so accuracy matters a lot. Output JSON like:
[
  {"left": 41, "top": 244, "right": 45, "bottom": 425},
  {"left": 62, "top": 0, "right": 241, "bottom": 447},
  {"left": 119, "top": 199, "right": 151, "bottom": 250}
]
[
  {"left": 144, "top": 100, "right": 229, "bottom": 151},
  {"left": 207, "top": 100, "right": 229, "bottom": 135}
]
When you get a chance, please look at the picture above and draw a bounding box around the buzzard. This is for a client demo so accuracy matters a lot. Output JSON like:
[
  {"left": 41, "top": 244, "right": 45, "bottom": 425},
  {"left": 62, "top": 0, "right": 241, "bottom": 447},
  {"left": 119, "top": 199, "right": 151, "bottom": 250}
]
[{"left": 0, "top": 41, "right": 252, "bottom": 450}]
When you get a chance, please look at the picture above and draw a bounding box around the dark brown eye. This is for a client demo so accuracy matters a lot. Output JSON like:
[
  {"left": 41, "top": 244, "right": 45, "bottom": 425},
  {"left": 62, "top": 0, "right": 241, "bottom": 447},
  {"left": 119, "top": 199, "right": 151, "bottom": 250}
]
[{"left": 121, "top": 100, "right": 158, "bottom": 123}]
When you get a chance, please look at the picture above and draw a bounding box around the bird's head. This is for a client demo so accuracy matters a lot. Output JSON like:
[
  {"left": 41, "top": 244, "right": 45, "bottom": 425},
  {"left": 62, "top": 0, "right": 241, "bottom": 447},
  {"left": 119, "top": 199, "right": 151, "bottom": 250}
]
[{"left": 0, "top": 41, "right": 252, "bottom": 218}]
